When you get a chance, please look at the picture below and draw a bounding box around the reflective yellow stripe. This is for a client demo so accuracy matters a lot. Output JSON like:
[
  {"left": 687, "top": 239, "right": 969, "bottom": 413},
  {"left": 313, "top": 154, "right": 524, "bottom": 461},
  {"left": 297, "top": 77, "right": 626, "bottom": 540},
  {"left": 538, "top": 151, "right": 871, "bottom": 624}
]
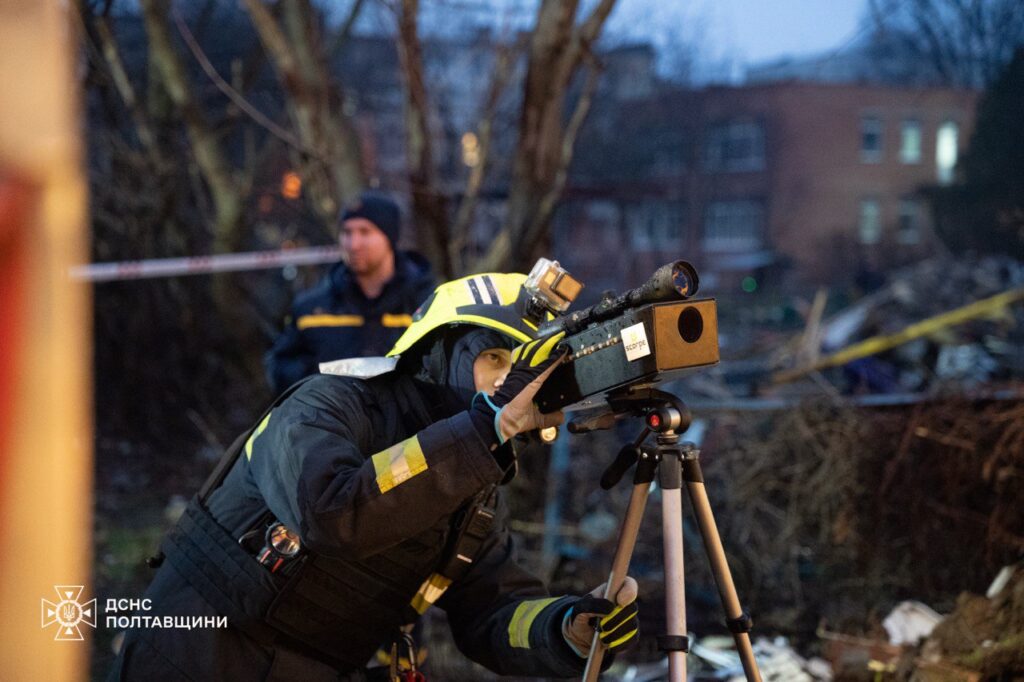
[
  {"left": 605, "top": 627, "right": 638, "bottom": 650},
  {"left": 381, "top": 313, "right": 413, "bottom": 328},
  {"left": 409, "top": 573, "right": 453, "bottom": 614},
  {"left": 371, "top": 436, "right": 428, "bottom": 493},
  {"left": 296, "top": 314, "right": 364, "bottom": 330},
  {"left": 507, "top": 597, "right": 558, "bottom": 649},
  {"left": 244, "top": 412, "right": 273, "bottom": 461}
]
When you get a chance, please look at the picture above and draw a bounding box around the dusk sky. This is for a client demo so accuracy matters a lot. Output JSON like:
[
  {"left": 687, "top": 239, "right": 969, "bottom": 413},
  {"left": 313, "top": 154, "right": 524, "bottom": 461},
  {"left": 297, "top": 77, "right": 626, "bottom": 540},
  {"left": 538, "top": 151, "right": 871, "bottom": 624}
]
[{"left": 605, "top": 0, "right": 870, "bottom": 68}]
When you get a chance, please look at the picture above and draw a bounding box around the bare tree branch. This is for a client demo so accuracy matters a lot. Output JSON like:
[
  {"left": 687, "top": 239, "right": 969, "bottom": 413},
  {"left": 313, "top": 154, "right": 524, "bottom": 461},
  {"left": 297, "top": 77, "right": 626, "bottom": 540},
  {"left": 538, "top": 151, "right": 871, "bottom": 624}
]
[
  {"left": 449, "top": 37, "right": 521, "bottom": 274},
  {"left": 475, "top": 0, "right": 618, "bottom": 272},
  {"left": 525, "top": 57, "right": 600, "bottom": 252},
  {"left": 396, "top": 0, "right": 452, "bottom": 276},
  {"left": 77, "top": 2, "right": 160, "bottom": 159},
  {"left": 140, "top": 0, "right": 244, "bottom": 252},
  {"left": 327, "top": 0, "right": 368, "bottom": 59},
  {"left": 170, "top": 5, "right": 316, "bottom": 160},
  {"left": 241, "top": 0, "right": 365, "bottom": 226}
]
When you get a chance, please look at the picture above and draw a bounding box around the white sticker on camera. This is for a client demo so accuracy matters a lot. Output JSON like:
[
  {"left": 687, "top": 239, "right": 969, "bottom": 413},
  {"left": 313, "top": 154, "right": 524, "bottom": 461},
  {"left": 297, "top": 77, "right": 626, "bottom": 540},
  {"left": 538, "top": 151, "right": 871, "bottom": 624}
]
[{"left": 621, "top": 322, "right": 651, "bottom": 361}]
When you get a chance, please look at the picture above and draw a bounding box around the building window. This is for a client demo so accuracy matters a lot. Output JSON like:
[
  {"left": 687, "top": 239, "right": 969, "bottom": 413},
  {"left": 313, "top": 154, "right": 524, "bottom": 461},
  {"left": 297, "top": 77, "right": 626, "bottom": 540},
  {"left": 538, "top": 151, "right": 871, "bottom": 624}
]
[
  {"left": 861, "top": 116, "right": 883, "bottom": 163},
  {"left": 704, "top": 121, "right": 765, "bottom": 172},
  {"left": 859, "top": 199, "right": 882, "bottom": 244},
  {"left": 897, "top": 200, "right": 921, "bottom": 244},
  {"left": 900, "top": 120, "right": 921, "bottom": 164},
  {"left": 626, "top": 201, "right": 684, "bottom": 250},
  {"left": 703, "top": 200, "right": 764, "bottom": 252},
  {"left": 936, "top": 120, "right": 959, "bottom": 185}
]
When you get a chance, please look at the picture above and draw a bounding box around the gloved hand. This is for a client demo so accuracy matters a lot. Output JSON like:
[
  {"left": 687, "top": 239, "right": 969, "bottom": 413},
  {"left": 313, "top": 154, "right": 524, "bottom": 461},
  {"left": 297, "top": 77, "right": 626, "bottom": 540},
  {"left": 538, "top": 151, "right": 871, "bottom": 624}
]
[
  {"left": 469, "top": 333, "right": 567, "bottom": 448},
  {"left": 562, "top": 577, "right": 639, "bottom": 658}
]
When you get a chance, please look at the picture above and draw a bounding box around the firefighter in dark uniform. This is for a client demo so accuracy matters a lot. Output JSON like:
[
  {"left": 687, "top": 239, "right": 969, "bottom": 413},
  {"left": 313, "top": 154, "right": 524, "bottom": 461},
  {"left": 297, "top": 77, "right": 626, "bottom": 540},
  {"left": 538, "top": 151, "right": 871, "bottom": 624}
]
[
  {"left": 265, "top": 192, "right": 436, "bottom": 394},
  {"left": 109, "top": 272, "right": 639, "bottom": 681}
]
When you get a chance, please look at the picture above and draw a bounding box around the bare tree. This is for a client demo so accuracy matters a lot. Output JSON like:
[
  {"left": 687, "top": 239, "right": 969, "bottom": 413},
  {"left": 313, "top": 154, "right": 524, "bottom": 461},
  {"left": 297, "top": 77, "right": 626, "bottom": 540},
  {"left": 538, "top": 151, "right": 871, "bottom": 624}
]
[
  {"left": 140, "top": 0, "right": 247, "bottom": 253},
  {"left": 241, "top": 0, "right": 367, "bottom": 225},
  {"left": 478, "top": 0, "right": 615, "bottom": 272},
  {"left": 867, "top": 0, "right": 1024, "bottom": 88},
  {"left": 394, "top": 0, "right": 617, "bottom": 276},
  {"left": 395, "top": 0, "right": 452, "bottom": 276}
]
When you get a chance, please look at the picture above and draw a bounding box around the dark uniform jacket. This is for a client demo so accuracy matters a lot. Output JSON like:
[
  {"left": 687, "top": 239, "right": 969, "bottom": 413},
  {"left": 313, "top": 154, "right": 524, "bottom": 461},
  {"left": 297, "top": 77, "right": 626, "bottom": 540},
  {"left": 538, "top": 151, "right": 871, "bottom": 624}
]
[
  {"left": 265, "top": 252, "right": 435, "bottom": 394},
  {"left": 108, "top": 371, "right": 589, "bottom": 681}
]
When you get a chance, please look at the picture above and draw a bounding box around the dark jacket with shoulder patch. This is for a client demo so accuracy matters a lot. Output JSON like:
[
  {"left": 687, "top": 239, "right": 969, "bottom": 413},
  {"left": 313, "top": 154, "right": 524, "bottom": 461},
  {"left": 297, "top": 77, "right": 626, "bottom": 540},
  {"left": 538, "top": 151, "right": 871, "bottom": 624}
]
[
  {"left": 265, "top": 252, "right": 435, "bottom": 394},
  {"left": 108, "top": 372, "right": 587, "bottom": 682}
]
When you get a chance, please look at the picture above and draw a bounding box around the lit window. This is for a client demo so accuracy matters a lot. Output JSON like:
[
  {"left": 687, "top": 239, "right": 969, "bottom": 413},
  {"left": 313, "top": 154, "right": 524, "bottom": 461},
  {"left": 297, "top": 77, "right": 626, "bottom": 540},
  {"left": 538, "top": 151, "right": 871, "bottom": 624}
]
[
  {"left": 859, "top": 199, "right": 881, "bottom": 244},
  {"left": 703, "top": 200, "right": 764, "bottom": 252},
  {"left": 897, "top": 200, "right": 920, "bottom": 244},
  {"left": 900, "top": 120, "right": 921, "bottom": 164},
  {"left": 861, "top": 116, "right": 883, "bottom": 163},
  {"left": 704, "top": 121, "right": 765, "bottom": 172},
  {"left": 936, "top": 121, "right": 959, "bottom": 185}
]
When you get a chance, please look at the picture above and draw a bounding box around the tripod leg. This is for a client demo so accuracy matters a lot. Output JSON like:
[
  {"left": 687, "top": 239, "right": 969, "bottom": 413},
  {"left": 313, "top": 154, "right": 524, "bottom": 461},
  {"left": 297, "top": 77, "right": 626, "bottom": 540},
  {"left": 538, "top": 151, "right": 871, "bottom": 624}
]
[
  {"left": 659, "top": 455, "right": 687, "bottom": 682},
  {"left": 583, "top": 456, "right": 656, "bottom": 682},
  {"left": 682, "top": 455, "right": 763, "bottom": 682}
]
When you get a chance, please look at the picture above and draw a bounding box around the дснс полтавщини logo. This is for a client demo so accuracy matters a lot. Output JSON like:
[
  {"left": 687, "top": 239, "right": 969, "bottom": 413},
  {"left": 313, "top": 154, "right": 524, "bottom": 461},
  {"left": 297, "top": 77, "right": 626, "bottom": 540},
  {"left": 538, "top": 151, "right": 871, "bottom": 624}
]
[{"left": 41, "top": 585, "right": 96, "bottom": 641}]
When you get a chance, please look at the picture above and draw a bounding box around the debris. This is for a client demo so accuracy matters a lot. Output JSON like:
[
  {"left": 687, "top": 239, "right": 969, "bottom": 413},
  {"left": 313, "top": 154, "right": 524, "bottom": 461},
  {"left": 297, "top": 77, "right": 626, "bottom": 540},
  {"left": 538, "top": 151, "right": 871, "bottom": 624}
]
[
  {"left": 688, "top": 635, "right": 832, "bottom": 682},
  {"left": 986, "top": 564, "right": 1015, "bottom": 599},
  {"left": 882, "top": 601, "right": 943, "bottom": 646},
  {"left": 817, "top": 627, "right": 902, "bottom": 679},
  {"left": 916, "top": 561, "right": 1024, "bottom": 678},
  {"left": 769, "top": 255, "right": 1024, "bottom": 391}
]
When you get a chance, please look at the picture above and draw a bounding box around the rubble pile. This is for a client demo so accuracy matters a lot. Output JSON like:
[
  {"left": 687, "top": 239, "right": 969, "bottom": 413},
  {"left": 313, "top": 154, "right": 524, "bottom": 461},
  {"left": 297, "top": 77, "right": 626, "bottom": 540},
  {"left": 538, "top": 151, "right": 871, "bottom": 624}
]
[
  {"left": 911, "top": 562, "right": 1024, "bottom": 680},
  {"left": 786, "top": 255, "right": 1024, "bottom": 393},
  {"left": 685, "top": 395, "right": 1024, "bottom": 639}
]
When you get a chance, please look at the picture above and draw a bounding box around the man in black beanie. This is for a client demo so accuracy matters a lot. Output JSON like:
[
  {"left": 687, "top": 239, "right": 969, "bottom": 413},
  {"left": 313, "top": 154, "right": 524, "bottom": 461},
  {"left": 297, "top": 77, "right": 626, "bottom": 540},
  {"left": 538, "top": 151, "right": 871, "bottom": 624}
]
[{"left": 265, "top": 192, "right": 436, "bottom": 394}]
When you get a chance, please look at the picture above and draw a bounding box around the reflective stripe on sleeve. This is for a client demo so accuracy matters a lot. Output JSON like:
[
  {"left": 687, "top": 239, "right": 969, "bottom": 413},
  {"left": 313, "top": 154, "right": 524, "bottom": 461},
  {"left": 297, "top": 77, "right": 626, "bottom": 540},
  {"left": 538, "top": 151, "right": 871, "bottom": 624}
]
[
  {"left": 244, "top": 412, "right": 273, "bottom": 461},
  {"left": 371, "top": 436, "right": 428, "bottom": 493},
  {"left": 381, "top": 313, "right": 413, "bottom": 328},
  {"left": 507, "top": 597, "right": 559, "bottom": 649},
  {"left": 296, "top": 314, "right": 364, "bottom": 329}
]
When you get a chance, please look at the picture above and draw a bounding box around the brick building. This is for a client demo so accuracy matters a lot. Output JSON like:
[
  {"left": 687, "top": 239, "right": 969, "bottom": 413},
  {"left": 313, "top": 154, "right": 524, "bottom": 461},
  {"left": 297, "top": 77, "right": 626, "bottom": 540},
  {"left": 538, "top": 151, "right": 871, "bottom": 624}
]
[{"left": 560, "top": 79, "right": 978, "bottom": 294}]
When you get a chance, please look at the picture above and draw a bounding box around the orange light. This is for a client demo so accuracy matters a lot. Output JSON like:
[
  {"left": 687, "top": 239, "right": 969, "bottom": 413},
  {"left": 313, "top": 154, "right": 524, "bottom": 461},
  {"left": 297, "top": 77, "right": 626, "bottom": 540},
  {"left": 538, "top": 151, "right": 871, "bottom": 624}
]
[{"left": 281, "top": 171, "right": 302, "bottom": 199}]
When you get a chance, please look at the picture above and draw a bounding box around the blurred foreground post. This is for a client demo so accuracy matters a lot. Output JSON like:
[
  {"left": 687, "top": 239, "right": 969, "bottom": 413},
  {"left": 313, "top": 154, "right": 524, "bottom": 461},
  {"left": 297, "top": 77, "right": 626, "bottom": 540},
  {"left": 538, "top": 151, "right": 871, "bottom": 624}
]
[{"left": 0, "top": 1, "right": 92, "bottom": 680}]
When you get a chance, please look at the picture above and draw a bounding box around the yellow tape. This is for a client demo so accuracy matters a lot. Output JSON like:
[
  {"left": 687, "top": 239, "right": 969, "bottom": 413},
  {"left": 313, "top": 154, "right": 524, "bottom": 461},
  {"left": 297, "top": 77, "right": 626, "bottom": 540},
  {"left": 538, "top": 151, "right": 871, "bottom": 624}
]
[
  {"left": 507, "top": 597, "right": 558, "bottom": 649},
  {"left": 774, "top": 287, "right": 1024, "bottom": 384}
]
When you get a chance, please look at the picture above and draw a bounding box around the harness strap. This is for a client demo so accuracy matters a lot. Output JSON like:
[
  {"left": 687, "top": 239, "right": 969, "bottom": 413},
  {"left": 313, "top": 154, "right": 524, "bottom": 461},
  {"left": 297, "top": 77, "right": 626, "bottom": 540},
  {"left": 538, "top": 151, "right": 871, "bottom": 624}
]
[{"left": 405, "top": 485, "right": 499, "bottom": 620}]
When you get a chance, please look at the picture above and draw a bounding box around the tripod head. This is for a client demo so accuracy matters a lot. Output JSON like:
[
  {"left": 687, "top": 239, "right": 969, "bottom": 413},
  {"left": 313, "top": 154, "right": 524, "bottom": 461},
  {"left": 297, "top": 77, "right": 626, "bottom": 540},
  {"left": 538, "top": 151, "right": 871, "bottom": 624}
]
[{"left": 596, "top": 388, "right": 692, "bottom": 490}]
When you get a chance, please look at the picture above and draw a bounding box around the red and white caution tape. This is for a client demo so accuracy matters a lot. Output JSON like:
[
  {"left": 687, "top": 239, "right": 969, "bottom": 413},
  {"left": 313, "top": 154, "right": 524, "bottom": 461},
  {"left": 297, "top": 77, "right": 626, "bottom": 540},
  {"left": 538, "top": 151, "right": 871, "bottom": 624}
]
[{"left": 69, "top": 245, "right": 342, "bottom": 282}]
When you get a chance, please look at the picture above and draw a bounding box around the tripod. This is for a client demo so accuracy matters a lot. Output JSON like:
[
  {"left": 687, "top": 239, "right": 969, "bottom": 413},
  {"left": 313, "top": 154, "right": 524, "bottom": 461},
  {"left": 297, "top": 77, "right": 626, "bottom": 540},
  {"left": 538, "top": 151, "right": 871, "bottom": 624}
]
[{"left": 579, "top": 389, "right": 762, "bottom": 682}]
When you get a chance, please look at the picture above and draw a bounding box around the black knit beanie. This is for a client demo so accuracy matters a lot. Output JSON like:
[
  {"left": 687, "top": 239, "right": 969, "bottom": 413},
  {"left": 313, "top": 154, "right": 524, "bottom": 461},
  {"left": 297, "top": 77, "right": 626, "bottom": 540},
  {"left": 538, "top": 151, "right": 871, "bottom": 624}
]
[{"left": 340, "top": 192, "right": 401, "bottom": 250}]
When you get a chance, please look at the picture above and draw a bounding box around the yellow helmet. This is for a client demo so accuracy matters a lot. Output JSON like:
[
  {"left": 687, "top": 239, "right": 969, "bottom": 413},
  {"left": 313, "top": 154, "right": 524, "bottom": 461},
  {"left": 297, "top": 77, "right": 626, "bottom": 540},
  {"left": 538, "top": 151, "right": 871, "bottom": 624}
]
[{"left": 387, "top": 272, "right": 541, "bottom": 357}]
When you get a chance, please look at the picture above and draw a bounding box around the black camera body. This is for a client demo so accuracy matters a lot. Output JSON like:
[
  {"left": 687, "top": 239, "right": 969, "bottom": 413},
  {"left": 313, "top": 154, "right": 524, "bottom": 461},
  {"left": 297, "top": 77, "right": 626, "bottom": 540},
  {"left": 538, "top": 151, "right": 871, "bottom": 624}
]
[{"left": 535, "top": 297, "right": 719, "bottom": 413}]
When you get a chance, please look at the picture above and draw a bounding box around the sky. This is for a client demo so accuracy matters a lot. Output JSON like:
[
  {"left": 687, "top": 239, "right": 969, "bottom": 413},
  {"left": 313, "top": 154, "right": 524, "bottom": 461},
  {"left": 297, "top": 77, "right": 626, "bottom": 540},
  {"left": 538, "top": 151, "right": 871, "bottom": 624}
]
[
  {"left": 363, "top": 0, "right": 872, "bottom": 79},
  {"left": 690, "top": 0, "right": 869, "bottom": 63},
  {"left": 603, "top": 0, "right": 870, "bottom": 77}
]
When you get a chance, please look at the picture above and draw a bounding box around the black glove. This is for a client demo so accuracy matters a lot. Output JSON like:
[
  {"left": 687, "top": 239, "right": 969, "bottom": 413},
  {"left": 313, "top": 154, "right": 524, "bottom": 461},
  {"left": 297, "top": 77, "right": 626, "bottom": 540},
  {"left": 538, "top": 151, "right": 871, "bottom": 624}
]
[
  {"left": 468, "top": 333, "right": 567, "bottom": 449},
  {"left": 562, "top": 578, "right": 640, "bottom": 657}
]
